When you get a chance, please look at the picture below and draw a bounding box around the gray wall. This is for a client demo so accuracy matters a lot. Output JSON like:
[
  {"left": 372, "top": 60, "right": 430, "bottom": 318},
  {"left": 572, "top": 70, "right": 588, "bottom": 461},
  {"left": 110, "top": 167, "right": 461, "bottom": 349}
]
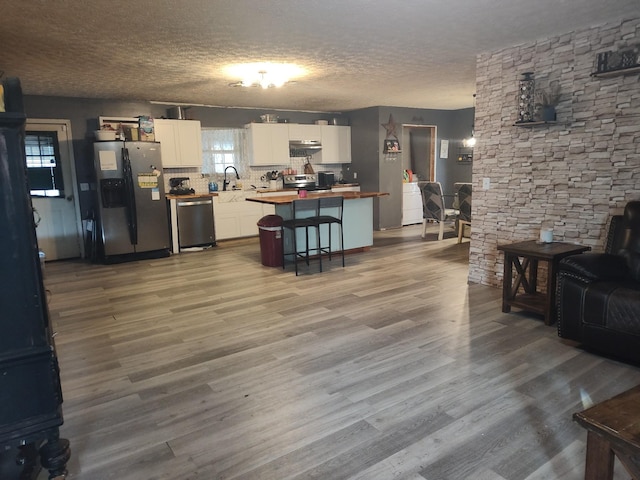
[
  {"left": 23, "top": 95, "right": 472, "bottom": 231},
  {"left": 348, "top": 105, "right": 474, "bottom": 230},
  {"left": 22, "top": 95, "right": 347, "bottom": 219}
]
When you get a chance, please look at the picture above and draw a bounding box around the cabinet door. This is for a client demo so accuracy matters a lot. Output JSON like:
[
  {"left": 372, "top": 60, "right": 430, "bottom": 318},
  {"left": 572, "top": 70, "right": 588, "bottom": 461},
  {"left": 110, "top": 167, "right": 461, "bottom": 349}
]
[
  {"left": 239, "top": 201, "right": 264, "bottom": 237},
  {"left": 288, "top": 124, "right": 321, "bottom": 141},
  {"left": 319, "top": 125, "right": 351, "bottom": 164},
  {"left": 176, "top": 120, "right": 203, "bottom": 167},
  {"left": 246, "top": 124, "right": 289, "bottom": 166},
  {"left": 271, "top": 124, "right": 290, "bottom": 164},
  {"left": 154, "top": 119, "right": 202, "bottom": 167},
  {"left": 337, "top": 126, "right": 352, "bottom": 164},
  {"left": 154, "top": 119, "right": 180, "bottom": 167},
  {"left": 212, "top": 198, "right": 240, "bottom": 240}
]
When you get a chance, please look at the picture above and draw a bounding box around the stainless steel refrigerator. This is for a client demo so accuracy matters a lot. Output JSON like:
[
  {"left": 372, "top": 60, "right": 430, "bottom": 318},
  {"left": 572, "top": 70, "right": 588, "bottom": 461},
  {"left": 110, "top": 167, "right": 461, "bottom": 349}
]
[{"left": 94, "top": 141, "right": 170, "bottom": 262}]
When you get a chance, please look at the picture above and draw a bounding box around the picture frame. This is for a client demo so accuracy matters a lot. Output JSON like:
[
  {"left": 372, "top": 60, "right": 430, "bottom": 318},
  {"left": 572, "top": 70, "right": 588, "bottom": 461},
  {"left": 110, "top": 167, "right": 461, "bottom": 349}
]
[{"left": 383, "top": 139, "right": 401, "bottom": 153}]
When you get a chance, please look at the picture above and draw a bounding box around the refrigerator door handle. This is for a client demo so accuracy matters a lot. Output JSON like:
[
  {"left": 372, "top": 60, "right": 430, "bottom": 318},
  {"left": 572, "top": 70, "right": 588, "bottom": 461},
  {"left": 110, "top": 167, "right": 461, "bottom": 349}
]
[{"left": 122, "top": 148, "right": 138, "bottom": 245}]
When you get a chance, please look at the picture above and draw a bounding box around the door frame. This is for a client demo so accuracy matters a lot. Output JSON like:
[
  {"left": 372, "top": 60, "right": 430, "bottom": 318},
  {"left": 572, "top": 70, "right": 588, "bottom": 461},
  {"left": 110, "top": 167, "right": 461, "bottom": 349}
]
[
  {"left": 26, "top": 118, "right": 84, "bottom": 258},
  {"left": 401, "top": 124, "right": 437, "bottom": 182}
]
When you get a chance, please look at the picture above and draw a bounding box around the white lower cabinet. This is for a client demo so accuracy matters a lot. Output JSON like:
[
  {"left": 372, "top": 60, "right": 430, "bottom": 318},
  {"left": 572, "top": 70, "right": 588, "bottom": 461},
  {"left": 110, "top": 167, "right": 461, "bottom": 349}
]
[
  {"left": 403, "top": 183, "right": 423, "bottom": 225},
  {"left": 213, "top": 194, "right": 279, "bottom": 240},
  {"left": 331, "top": 185, "right": 360, "bottom": 192}
]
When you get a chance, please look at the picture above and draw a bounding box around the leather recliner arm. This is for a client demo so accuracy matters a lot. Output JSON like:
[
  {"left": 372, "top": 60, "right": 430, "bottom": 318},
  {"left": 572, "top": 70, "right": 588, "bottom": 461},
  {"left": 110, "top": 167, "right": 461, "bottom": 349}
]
[{"left": 559, "top": 253, "right": 630, "bottom": 282}]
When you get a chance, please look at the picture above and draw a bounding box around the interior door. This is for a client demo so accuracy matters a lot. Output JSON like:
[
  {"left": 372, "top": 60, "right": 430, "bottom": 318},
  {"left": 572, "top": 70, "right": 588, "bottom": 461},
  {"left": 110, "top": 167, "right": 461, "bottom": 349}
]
[{"left": 27, "top": 120, "right": 82, "bottom": 260}]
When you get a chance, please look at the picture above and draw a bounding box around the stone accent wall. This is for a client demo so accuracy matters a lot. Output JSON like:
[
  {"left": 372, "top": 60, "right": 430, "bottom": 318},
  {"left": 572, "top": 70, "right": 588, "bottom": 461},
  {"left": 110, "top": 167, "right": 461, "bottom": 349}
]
[{"left": 469, "top": 17, "right": 640, "bottom": 287}]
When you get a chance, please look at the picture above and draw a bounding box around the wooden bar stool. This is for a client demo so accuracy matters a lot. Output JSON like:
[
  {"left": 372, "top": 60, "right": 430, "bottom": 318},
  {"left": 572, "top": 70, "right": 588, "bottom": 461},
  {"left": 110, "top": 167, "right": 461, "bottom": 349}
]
[{"left": 281, "top": 198, "right": 321, "bottom": 275}]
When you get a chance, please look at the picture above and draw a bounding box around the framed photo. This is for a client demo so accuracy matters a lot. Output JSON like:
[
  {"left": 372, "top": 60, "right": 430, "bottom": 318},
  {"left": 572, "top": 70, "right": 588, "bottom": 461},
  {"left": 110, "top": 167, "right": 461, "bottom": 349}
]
[
  {"left": 440, "top": 139, "right": 449, "bottom": 158},
  {"left": 383, "top": 139, "right": 400, "bottom": 153}
]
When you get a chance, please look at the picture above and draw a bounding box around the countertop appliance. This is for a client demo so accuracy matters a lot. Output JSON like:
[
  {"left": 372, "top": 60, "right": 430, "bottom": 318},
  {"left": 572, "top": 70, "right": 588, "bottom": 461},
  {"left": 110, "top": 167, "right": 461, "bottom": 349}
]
[
  {"left": 283, "top": 173, "right": 317, "bottom": 190},
  {"left": 176, "top": 197, "right": 215, "bottom": 248},
  {"left": 93, "top": 141, "right": 170, "bottom": 262},
  {"left": 169, "top": 177, "right": 195, "bottom": 195},
  {"left": 317, "top": 172, "right": 335, "bottom": 190}
]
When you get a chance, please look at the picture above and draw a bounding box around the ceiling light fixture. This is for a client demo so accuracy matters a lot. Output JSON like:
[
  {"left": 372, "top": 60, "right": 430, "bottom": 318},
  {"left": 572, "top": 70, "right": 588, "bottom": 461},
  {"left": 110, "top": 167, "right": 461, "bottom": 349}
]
[{"left": 226, "top": 63, "right": 304, "bottom": 89}]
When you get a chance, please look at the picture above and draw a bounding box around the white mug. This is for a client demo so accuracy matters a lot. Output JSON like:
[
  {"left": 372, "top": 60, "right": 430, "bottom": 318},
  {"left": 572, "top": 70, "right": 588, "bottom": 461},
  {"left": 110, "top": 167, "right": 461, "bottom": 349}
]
[{"left": 540, "top": 228, "right": 553, "bottom": 243}]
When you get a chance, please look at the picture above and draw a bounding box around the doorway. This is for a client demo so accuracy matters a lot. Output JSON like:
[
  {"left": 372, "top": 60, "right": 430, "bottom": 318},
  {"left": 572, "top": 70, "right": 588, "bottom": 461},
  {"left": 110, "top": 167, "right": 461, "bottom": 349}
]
[
  {"left": 402, "top": 125, "right": 436, "bottom": 182},
  {"left": 26, "top": 119, "right": 83, "bottom": 260}
]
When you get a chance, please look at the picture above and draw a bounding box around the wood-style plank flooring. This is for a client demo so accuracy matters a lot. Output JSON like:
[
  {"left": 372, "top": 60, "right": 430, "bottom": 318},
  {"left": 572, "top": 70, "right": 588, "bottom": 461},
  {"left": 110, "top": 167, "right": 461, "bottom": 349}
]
[{"left": 40, "top": 224, "right": 640, "bottom": 480}]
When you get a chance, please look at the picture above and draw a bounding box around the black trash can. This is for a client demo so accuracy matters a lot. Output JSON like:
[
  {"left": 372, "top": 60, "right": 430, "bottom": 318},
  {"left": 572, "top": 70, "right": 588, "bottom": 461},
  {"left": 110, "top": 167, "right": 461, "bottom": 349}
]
[{"left": 257, "top": 215, "right": 283, "bottom": 267}]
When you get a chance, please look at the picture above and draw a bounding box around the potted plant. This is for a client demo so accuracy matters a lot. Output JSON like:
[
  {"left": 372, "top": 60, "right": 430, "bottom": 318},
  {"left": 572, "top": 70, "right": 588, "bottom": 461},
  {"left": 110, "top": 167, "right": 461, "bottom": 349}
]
[{"left": 535, "top": 82, "right": 561, "bottom": 122}]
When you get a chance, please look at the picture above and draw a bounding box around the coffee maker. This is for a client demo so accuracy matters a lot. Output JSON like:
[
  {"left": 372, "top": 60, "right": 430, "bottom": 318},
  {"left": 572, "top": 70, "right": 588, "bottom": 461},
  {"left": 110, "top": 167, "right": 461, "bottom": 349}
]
[
  {"left": 169, "top": 177, "right": 195, "bottom": 195},
  {"left": 317, "top": 172, "right": 335, "bottom": 189}
]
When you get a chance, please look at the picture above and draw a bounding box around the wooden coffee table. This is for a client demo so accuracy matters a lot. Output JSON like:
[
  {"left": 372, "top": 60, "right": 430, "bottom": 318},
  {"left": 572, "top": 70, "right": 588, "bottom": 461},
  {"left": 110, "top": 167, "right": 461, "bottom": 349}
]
[
  {"left": 574, "top": 385, "right": 640, "bottom": 479},
  {"left": 497, "top": 240, "right": 590, "bottom": 325}
]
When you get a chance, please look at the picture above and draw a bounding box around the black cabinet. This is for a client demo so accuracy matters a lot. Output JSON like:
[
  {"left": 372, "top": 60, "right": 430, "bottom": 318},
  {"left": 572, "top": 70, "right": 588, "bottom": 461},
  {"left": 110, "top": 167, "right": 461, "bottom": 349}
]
[{"left": 0, "top": 78, "right": 70, "bottom": 479}]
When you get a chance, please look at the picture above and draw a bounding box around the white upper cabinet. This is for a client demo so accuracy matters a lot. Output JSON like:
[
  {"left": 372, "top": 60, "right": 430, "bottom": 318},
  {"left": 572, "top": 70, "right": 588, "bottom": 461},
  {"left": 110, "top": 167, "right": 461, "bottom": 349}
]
[
  {"left": 317, "top": 125, "right": 351, "bottom": 164},
  {"left": 246, "top": 123, "right": 290, "bottom": 166},
  {"left": 154, "top": 119, "right": 202, "bottom": 167},
  {"left": 288, "top": 124, "right": 321, "bottom": 141},
  {"left": 245, "top": 123, "right": 351, "bottom": 165}
]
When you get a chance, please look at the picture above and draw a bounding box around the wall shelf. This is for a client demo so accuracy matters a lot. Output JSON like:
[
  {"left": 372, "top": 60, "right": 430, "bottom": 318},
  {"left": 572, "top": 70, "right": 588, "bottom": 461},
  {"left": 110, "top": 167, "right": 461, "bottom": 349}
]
[
  {"left": 591, "top": 65, "right": 640, "bottom": 78},
  {"left": 513, "top": 121, "right": 557, "bottom": 128}
]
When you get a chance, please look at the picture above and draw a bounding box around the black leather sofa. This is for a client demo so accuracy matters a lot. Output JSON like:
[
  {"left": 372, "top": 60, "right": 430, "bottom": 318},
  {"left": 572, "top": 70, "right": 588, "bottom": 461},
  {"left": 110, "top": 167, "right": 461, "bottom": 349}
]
[{"left": 557, "top": 201, "right": 640, "bottom": 364}]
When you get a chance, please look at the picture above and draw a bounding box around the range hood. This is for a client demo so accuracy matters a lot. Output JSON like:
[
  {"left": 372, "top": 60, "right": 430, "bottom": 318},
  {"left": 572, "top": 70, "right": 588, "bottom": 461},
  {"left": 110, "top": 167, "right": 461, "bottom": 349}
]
[{"left": 289, "top": 140, "right": 322, "bottom": 150}]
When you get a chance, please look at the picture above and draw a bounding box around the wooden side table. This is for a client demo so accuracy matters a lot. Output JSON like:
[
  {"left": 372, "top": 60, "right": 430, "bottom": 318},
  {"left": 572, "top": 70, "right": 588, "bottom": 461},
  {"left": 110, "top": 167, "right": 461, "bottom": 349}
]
[
  {"left": 497, "top": 240, "right": 590, "bottom": 325},
  {"left": 574, "top": 385, "right": 640, "bottom": 479}
]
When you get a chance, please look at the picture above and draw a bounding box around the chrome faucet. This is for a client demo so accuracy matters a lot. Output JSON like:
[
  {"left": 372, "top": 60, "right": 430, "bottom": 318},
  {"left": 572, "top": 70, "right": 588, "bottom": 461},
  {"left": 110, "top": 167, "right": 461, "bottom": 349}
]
[{"left": 223, "top": 166, "right": 240, "bottom": 191}]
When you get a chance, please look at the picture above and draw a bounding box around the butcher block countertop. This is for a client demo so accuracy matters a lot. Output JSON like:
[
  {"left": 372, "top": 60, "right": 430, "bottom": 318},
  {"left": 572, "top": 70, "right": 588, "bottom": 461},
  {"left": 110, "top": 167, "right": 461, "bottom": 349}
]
[
  {"left": 246, "top": 191, "right": 388, "bottom": 205},
  {"left": 165, "top": 193, "right": 218, "bottom": 200}
]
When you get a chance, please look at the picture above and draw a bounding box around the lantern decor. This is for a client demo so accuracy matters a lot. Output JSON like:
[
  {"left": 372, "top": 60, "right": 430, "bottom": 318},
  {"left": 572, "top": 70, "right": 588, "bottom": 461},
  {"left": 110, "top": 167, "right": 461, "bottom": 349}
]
[{"left": 517, "top": 72, "right": 535, "bottom": 123}]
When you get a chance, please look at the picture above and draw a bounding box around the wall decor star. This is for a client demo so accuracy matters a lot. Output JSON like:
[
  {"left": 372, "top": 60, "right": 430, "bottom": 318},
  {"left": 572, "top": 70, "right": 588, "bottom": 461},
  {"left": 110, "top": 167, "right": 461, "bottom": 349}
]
[{"left": 381, "top": 114, "right": 398, "bottom": 139}]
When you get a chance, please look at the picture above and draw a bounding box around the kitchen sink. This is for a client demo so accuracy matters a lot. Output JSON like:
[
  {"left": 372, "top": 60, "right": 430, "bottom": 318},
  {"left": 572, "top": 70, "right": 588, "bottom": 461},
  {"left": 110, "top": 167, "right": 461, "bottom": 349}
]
[{"left": 216, "top": 190, "right": 258, "bottom": 203}]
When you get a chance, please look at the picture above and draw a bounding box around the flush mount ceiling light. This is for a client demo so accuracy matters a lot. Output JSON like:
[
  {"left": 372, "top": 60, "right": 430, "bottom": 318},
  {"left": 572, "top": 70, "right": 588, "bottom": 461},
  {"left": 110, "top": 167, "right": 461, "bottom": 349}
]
[{"left": 226, "top": 63, "right": 305, "bottom": 89}]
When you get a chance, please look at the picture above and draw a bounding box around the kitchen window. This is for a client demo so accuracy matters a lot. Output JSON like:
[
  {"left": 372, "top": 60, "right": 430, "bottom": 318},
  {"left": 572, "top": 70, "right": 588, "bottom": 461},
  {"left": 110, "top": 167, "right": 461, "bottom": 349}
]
[
  {"left": 201, "top": 128, "right": 245, "bottom": 174},
  {"left": 25, "top": 131, "right": 65, "bottom": 197}
]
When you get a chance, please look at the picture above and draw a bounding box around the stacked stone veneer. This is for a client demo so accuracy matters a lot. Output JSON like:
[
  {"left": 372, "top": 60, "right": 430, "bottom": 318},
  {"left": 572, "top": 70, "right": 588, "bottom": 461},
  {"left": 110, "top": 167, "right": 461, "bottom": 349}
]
[{"left": 469, "top": 17, "right": 640, "bottom": 287}]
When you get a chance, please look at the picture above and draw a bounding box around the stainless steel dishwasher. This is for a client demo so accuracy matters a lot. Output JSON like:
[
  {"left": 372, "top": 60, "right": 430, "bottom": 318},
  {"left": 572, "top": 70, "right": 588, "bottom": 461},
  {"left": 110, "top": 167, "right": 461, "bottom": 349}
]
[{"left": 176, "top": 197, "right": 216, "bottom": 248}]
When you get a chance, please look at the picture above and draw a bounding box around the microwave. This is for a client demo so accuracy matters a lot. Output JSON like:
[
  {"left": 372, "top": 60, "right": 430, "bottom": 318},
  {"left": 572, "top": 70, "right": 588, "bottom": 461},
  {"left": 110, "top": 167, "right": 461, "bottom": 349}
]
[{"left": 317, "top": 172, "right": 335, "bottom": 188}]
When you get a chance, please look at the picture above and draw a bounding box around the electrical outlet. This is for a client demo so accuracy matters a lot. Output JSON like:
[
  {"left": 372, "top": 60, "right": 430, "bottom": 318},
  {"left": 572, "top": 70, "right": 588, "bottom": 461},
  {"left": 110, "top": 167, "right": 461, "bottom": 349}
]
[
  {"left": 353, "top": 172, "right": 357, "bottom": 179},
  {"left": 482, "top": 177, "right": 490, "bottom": 190}
]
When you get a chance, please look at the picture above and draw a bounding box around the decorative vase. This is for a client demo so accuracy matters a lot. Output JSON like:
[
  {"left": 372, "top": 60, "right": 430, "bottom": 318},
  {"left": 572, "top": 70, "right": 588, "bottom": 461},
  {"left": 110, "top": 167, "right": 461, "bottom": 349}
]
[{"left": 517, "top": 72, "right": 535, "bottom": 123}]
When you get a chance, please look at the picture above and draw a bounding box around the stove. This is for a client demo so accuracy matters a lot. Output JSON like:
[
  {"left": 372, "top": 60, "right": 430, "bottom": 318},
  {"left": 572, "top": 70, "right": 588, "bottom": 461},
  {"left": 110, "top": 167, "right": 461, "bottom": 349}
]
[{"left": 283, "top": 173, "right": 317, "bottom": 190}]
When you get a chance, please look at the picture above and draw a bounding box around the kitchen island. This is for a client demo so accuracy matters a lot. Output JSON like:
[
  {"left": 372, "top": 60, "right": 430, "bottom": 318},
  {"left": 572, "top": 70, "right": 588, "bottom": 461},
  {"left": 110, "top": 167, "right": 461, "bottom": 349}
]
[{"left": 247, "top": 191, "right": 388, "bottom": 254}]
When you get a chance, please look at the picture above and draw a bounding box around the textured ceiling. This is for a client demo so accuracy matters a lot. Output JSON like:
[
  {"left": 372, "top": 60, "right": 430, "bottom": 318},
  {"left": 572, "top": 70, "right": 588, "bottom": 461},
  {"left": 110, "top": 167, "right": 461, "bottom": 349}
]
[{"left": 1, "top": 0, "right": 638, "bottom": 112}]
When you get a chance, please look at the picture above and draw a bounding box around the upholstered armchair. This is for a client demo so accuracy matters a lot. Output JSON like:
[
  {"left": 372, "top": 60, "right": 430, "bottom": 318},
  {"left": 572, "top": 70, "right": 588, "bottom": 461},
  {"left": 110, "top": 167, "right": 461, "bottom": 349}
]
[
  {"left": 557, "top": 201, "right": 640, "bottom": 364},
  {"left": 419, "top": 181, "right": 459, "bottom": 240}
]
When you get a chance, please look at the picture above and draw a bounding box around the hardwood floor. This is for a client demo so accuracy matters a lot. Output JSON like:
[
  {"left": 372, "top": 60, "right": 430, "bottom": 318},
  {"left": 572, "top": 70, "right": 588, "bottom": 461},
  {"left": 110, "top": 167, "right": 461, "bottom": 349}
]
[{"left": 41, "top": 224, "right": 640, "bottom": 480}]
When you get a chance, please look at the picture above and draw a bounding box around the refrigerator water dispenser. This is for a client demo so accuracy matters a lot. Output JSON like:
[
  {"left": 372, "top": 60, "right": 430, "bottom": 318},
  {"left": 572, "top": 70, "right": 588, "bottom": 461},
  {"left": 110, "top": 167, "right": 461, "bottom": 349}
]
[{"left": 100, "top": 178, "right": 125, "bottom": 208}]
